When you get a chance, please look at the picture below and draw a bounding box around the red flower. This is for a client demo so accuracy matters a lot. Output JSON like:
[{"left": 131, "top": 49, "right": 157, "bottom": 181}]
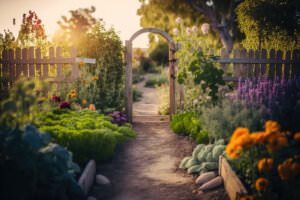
[
  {"left": 52, "top": 96, "right": 61, "bottom": 102},
  {"left": 59, "top": 101, "right": 71, "bottom": 109}
]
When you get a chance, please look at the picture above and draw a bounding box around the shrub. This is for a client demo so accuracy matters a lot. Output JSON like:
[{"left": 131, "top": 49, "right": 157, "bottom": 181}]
[
  {"left": 133, "top": 74, "right": 145, "bottom": 84},
  {"left": 38, "top": 109, "right": 136, "bottom": 165},
  {"left": 145, "top": 72, "right": 169, "bottom": 88},
  {"left": 133, "top": 86, "right": 143, "bottom": 102},
  {"left": 200, "top": 99, "right": 264, "bottom": 142},
  {"left": 149, "top": 42, "right": 169, "bottom": 66},
  {"left": 0, "top": 124, "right": 84, "bottom": 200},
  {"left": 139, "top": 57, "right": 155, "bottom": 72}
]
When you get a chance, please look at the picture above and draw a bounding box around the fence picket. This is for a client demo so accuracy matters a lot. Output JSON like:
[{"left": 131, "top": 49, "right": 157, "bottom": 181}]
[
  {"left": 292, "top": 50, "right": 300, "bottom": 78},
  {"left": 254, "top": 50, "right": 260, "bottom": 77},
  {"left": 29, "top": 47, "right": 35, "bottom": 78},
  {"left": 36, "top": 48, "right": 42, "bottom": 79},
  {"left": 233, "top": 49, "right": 240, "bottom": 77},
  {"left": 49, "top": 47, "right": 55, "bottom": 77},
  {"left": 22, "top": 48, "right": 28, "bottom": 77},
  {"left": 9, "top": 49, "right": 15, "bottom": 85},
  {"left": 70, "top": 47, "right": 79, "bottom": 79},
  {"left": 240, "top": 48, "right": 247, "bottom": 77},
  {"left": 220, "top": 48, "right": 229, "bottom": 76},
  {"left": 2, "top": 50, "right": 8, "bottom": 76},
  {"left": 15, "top": 48, "right": 21, "bottom": 79},
  {"left": 248, "top": 49, "right": 254, "bottom": 78},
  {"left": 276, "top": 50, "right": 283, "bottom": 79},
  {"left": 260, "top": 49, "right": 267, "bottom": 76},
  {"left": 284, "top": 51, "right": 291, "bottom": 79},
  {"left": 269, "top": 49, "right": 276, "bottom": 79}
]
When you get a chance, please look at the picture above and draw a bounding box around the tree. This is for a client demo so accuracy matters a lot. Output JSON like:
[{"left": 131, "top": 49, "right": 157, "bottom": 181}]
[
  {"left": 149, "top": 42, "right": 169, "bottom": 66},
  {"left": 236, "top": 0, "right": 300, "bottom": 51},
  {"left": 53, "top": 6, "right": 97, "bottom": 47},
  {"left": 138, "top": 0, "right": 242, "bottom": 52}
]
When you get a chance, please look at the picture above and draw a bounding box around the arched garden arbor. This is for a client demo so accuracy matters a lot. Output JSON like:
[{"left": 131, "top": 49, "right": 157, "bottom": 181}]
[{"left": 125, "top": 28, "right": 177, "bottom": 122}]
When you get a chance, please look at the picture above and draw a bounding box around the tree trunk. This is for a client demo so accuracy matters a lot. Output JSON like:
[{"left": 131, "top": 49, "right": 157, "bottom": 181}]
[{"left": 216, "top": 27, "right": 233, "bottom": 53}]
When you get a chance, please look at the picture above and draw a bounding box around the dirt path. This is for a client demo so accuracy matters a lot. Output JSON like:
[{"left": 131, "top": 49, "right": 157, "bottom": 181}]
[{"left": 89, "top": 75, "right": 229, "bottom": 200}]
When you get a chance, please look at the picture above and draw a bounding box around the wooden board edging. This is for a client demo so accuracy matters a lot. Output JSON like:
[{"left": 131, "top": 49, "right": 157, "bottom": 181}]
[{"left": 219, "top": 156, "right": 248, "bottom": 200}]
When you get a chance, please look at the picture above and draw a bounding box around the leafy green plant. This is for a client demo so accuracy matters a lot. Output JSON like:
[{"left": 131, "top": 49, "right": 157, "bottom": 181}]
[
  {"left": 145, "top": 71, "right": 169, "bottom": 88},
  {"left": 133, "top": 74, "right": 145, "bottom": 84},
  {"left": 0, "top": 124, "right": 84, "bottom": 200},
  {"left": 133, "top": 86, "right": 143, "bottom": 102},
  {"left": 139, "top": 57, "right": 155, "bottom": 72},
  {"left": 38, "top": 109, "right": 136, "bottom": 165}
]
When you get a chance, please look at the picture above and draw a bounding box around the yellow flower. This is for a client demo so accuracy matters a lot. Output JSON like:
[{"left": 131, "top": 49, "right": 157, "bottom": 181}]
[
  {"left": 67, "top": 93, "right": 71, "bottom": 98},
  {"left": 294, "top": 132, "right": 300, "bottom": 142},
  {"left": 71, "top": 93, "right": 76, "bottom": 98},
  {"left": 81, "top": 79, "right": 86, "bottom": 83},
  {"left": 256, "top": 177, "right": 269, "bottom": 192},
  {"left": 82, "top": 99, "right": 87, "bottom": 105},
  {"left": 41, "top": 97, "right": 46, "bottom": 101},
  {"left": 86, "top": 84, "right": 90, "bottom": 88},
  {"left": 241, "top": 195, "right": 253, "bottom": 200},
  {"left": 71, "top": 89, "right": 76, "bottom": 93},
  {"left": 231, "top": 127, "right": 250, "bottom": 142},
  {"left": 258, "top": 158, "right": 273, "bottom": 172}
]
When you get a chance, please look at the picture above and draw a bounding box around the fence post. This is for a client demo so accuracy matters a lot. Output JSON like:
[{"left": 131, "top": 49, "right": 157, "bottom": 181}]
[{"left": 70, "top": 47, "right": 79, "bottom": 79}]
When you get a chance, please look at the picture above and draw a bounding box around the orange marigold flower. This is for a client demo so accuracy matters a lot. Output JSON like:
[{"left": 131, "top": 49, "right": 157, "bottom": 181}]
[
  {"left": 236, "top": 133, "right": 252, "bottom": 147},
  {"left": 256, "top": 178, "right": 269, "bottom": 192},
  {"left": 258, "top": 158, "right": 273, "bottom": 172},
  {"left": 71, "top": 93, "right": 76, "bottom": 98},
  {"left": 231, "top": 127, "right": 250, "bottom": 142},
  {"left": 81, "top": 79, "right": 86, "bottom": 83},
  {"left": 71, "top": 89, "right": 75, "bottom": 93},
  {"left": 41, "top": 97, "right": 46, "bottom": 101},
  {"left": 82, "top": 99, "right": 87, "bottom": 105},
  {"left": 278, "top": 158, "right": 294, "bottom": 180},
  {"left": 241, "top": 195, "right": 253, "bottom": 200},
  {"left": 250, "top": 132, "right": 265, "bottom": 144},
  {"left": 226, "top": 142, "right": 242, "bottom": 159},
  {"left": 266, "top": 135, "right": 288, "bottom": 151},
  {"left": 294, "top": 132, "right": 300, "bottom": 142},
  {"left": 92, "top": 76, "right": 99, "bottom": 81},
  {"left": 79, "top": 61, "right": 83, "bottom": 65},
  {"left": 265, "top": 120, "right": 280, "bottom": 138}
]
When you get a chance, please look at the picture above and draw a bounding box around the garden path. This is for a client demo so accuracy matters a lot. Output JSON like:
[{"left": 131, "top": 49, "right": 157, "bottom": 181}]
[{"left": 89, "top": 75, "right": 229, "bottom": 200}]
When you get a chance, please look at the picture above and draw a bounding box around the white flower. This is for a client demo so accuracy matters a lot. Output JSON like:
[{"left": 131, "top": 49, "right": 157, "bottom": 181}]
[
  {"left": 176, "top": 17, "right": 182, "bottom": 24},
  {"left": 193, "top": 99, "right": 199, "bottom": 105},
  {"left": 198, "top": 41, "right": 203, "bottom": 45},
  {"left": 201, "top": 23, "right": 210, "bottom": 34},
  {"left": 186, "top": 27, "right": 191, "bottom": 35},
  {"left": 173, "top": 28, "right": 179, "bottom": 35},
  {"left": 206, "top": 87, "right": 211, "bottom": 92},
  {"left": 200, "top": 80, "right": 206, "bottom": 85},
  {"left": 225, "top": 93, "right": 231, "bottom": 97},
  {"left": 199, "top": 96, "right": 203, "bottom": 100},
  {"left": 192, "top": 26, "right": 198, "bottom": 33},
  {"left": 206, "top": 96, "right": 212, "bottom": 100},
  {"left": 206, "top": 0, "right": 214, "bottom": 7}
]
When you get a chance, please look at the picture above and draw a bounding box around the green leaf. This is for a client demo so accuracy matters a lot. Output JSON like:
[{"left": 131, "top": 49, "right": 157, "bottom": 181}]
[{"left": 3, "top": 100, "right": 17, "bottom": 112}]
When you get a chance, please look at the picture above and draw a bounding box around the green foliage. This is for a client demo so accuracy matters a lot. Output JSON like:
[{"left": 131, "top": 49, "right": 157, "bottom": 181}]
[
  {"left": 0, "top": 30, "right": 17, "bottom": 52},
  {"left": 0, "top": 124, "right": 85, "bottom": 200},
  {"left": 179, "top": 141, "right": 226, "bottom": 174},
  {"left": 133, "top": 74, "right": 145, "bottom": 84},
  {"left": 200, "top": 99, "right": 264, "bottom": 142},
  {"left": 0, "top": 80, "right": 49, "bottom": 129},
  {"left": 133, "top": 86, "right": 143, "bottom": 102},
  {"left": 236, "top": 0, "right": 300, "bottom": 51},
  {"left": 145, "top": 71, "right": 169, "bottom": 88},
  {"left": 149, "top": 42, "right": 169, "bottom": 66},
  {"left": 38, "top": 109, "right": 136, "bottom": 165},
  {"left": 139, "top": 57, "right": 155, "bottom": 72}
]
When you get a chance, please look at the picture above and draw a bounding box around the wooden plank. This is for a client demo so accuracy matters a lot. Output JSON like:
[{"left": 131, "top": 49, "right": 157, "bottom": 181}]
[
  {"left": 291, "top": 50, "right": 300, "bottom": 78},
  {"left": 22, "top": 48, "right": 28, "bottom": 78},
  {"left": 28, "top": 47, "right": 35, "bottom": 78},
  {"left": 35, "top": 48, "right": 42, "bottom": 79},
  {"left": 2, "top": 50, "right": 8, "bottom": 76},
  {"left": 284, "top": 51, "right": 291, "bottom": 79},
  {"left": 254, "top": 50, "right": 260, "bottom": 77},
  {"left": 233, "top": 48, "right": 240, "bottom": 77},
  {"left": 260, "top": 49, "right": 267, "bottom": 76},
  {"left": 49, "top": 47, "right": 55, "bottom": 77},
  {"left": 269, "top": 49, "right": 276, "bottom": 79},
  {"left": 125, "top": 40, "right": 133, "bottom": 122},
  {"left": 220, "top": 48, "right": 229, "bottom": 76},
  {"left": 9, "top": 49, "right": 15, "bottom": 85},
  {"left": 42, "top": 48, "right": 48, "bottom": 79},
  {"left": 55, "top": 46, "right": 62, "bottom": 91},
  {"left": 169, "top": 43, "right": 176, "bottom": 119},
  {"left": 70, "top": 47, "right": 79, "bottom": 79},
  {"left": 219, "top": 156, "right": 248, "bottom": 200},
  {"left": 216, "top": 58, "right": 299, "bottom": 64},
  {"left": 240, "top": 48, "right": 247, "bottom": 77},
  {"left": 15, "top": 48, "right": 22, "bottom": 79},
  {"left": 275, "top": 50, "right": 283, "bottom": 79},
  {"left": 247, "top": 49, "right": 254, "bottom": 78}
]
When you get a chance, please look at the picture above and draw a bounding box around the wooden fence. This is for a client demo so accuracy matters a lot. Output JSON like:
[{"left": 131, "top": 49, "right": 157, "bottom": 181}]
[
  {"left": 0, "top": 46, "right": 87, "bottom": 90},
  {"left": 213, "top": 48, "right": 300, "bottom": 81}
]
